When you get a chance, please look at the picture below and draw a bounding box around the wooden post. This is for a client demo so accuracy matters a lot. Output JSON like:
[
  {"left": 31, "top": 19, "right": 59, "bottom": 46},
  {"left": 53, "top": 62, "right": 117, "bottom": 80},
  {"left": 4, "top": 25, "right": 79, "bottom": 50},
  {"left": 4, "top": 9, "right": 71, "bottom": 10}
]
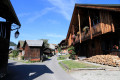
[
  {"left": 100, "top": 11, "right": 103, "bottom": 34},
  {"left": 72, "top": 25, "right": 74, "bottom": 35},
  {"left": 111, "top": 14, "right": 115, "bottom": 32},
  {"left": 89, "top": 15, "right": 92, "bottom": 39},
  {"left": 72, "top": 25, "right": 75, "bottom": 43},
  {"left": 78, "top": 11, "right": 82, "bottom": 43},
  {"left": 111, "top": 23, "right": 115, "bottom": 32}
]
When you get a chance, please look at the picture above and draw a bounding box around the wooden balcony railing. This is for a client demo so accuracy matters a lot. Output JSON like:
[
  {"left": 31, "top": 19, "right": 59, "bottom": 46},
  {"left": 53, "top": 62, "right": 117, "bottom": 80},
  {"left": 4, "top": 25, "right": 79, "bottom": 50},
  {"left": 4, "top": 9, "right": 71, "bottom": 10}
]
[
  {"left": 81, "top": 23, "right": 102, "bottom": 41},
  {"left": 74, "top": 23, "right": 102, "bottom": 43},
  {"left": 92, "top": 23, "right": 102, "bottom": 36},
  {"left": 72, "top": 23, "right": 112, "bottom": 44}
]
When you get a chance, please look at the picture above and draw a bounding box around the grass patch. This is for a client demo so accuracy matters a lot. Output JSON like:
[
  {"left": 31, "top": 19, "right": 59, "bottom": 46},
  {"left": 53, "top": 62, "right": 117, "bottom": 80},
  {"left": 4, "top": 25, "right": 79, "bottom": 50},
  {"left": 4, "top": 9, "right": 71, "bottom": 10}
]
[
  {"left": 61, "top": 60, "right": 100, "bottom": 70},
  {"left": 59, "top": 62, "right": 67, "bottom": 71},
  {"left": 47, "top": 56, "right": 51, "bottom": 59},
  {"left": 57, "top": 54, "right": 70, "bottom": 60}
]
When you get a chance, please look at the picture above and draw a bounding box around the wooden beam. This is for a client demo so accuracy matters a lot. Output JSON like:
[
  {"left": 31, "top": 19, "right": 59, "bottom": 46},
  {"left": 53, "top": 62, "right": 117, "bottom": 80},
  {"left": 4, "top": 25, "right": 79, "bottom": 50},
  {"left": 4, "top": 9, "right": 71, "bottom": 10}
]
[
  {"left": 78, "top": 11, "right": 81, "bottom": 43},
  {"left": 89, "top": 14, "right": 92, "bottom": 39}
]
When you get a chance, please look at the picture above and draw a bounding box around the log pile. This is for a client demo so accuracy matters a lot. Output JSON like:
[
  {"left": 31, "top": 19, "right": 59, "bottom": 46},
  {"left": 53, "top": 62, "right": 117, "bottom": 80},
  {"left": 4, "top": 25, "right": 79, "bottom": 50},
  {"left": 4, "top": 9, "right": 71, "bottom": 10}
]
[{"left": 83, "top": 55, "right": 120, "bottom": 67}]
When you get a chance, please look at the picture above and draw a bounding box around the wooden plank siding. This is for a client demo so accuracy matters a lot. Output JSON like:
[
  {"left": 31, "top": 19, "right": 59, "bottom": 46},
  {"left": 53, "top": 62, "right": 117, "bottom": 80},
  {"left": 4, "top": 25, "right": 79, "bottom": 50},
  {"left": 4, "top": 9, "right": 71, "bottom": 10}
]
[
  {"left": 66, "top": 4, "right": 120, "bottom": 58},
  {"left": 0, "top": 22, "right": 11, "bottom": 76},
  {"left": 24, "top": 43, "right": 42, "bottom": 60},
  {"left": 100, "top": 11, "right": 114, "bottom": 34}
]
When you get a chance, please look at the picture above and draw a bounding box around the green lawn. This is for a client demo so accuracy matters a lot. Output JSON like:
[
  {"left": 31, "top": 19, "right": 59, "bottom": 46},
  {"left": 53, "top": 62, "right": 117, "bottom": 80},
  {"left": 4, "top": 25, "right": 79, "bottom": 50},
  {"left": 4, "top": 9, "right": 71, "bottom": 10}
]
[
  {"left": 57, "top": 54, "right": 70, "bottom": 60},
  {"left": 60, "top": 60, "right": 100, "bottom": 70}
]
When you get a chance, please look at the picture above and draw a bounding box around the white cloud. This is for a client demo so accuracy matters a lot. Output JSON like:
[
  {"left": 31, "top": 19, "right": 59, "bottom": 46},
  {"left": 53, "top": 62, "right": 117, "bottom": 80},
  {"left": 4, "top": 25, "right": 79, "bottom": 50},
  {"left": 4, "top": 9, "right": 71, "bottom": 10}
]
[
  {"left": 18, "top": 13, "right": 31, "bottom": 18},
  {"left": 46, "top": 33, "right": 65, "bottom": 38},
  {"left": 27, "top": 7, "right": 55, "bottom": 23},
  {"left": 48, "top": 0, "right": 78, "bottom": 21}
]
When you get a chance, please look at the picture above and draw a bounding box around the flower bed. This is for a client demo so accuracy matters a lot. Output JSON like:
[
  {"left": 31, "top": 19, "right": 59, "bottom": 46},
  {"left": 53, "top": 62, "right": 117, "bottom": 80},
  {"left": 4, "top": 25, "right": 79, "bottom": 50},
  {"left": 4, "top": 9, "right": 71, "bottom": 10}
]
[{"left": 30, "top": 58, "right": 40, "bottom": 62}]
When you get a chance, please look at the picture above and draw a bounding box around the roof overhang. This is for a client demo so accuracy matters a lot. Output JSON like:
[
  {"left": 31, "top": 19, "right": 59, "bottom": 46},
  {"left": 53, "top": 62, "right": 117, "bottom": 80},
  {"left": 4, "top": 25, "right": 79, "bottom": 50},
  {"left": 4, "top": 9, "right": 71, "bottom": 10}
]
[{"left": 0, "top": 0, "right": 21, "bottom": 26}]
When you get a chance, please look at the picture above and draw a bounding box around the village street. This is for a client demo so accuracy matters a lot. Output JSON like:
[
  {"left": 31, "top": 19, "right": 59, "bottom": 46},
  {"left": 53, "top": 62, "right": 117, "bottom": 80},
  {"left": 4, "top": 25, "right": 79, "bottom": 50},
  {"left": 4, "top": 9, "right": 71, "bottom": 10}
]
[{"left": 6, "top": 56, "right": 75, "bottom": 80}]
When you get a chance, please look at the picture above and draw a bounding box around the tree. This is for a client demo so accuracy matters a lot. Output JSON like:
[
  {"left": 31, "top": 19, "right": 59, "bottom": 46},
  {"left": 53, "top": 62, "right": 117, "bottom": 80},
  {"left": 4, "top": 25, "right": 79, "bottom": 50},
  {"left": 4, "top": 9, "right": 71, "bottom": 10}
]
[
  {"left": 12, "top": 50, "right": 19, "bottom": 58},
  {"left": 58, "top": 46, "right": 61, "bottom": 53},
  {"left": 10, "top": 41, "right": 16, "bottom": 46},
  {"left": 40, "top": 39, "right": 49, "bottom": 48}
]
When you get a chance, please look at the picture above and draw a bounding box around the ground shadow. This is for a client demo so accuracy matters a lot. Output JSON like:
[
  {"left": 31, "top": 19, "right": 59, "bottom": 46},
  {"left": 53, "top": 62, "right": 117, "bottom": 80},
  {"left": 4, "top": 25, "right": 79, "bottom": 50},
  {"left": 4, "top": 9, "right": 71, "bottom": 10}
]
[{"left": 4, "top": 62, "right": 53, "bottom": 80}]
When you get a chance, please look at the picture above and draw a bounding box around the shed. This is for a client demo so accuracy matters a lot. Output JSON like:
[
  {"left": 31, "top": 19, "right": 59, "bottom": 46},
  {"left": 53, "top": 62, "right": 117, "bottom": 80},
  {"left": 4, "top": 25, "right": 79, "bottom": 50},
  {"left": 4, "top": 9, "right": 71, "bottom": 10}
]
[{"left": 23, "top": 40, "right": 44, "bottom": 60}]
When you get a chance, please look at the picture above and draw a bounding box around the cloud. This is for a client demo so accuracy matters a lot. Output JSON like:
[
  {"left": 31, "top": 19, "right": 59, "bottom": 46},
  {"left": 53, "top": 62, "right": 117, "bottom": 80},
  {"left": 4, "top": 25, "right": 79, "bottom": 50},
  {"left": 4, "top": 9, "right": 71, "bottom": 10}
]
[
  {"left": 48, "top": 0, "right": 77, "bottom": 21},
  {"left": 46, "top": 33, "right": 65, "bottom": 38},
  {"left": 27, "top": 7, "right": 55, "bottom": 23},
  {"left": 18, "top": 13, "right": 31, "bottom": 18}
]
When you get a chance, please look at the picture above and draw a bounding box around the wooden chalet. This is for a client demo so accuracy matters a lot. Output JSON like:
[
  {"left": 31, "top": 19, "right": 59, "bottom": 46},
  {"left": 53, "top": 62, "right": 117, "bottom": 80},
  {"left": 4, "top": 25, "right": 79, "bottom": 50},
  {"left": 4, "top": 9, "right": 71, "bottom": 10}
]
[
  {"left": 58, "top": 39, "right": 68, "bottom": 54},
  {"left": 0, "top": 0, "right": 21, "bottom": 78},
  {"left": 23, "top": 40, "right": 44, "bottom": 60},
  {"left": 17, "top": 40, "right": 25, "bottom": 56},
  {"left": 43, "top": 44, "right": 55, "bottom": 56},
  {"left": 66, "top": 4, "right": 120, "bottom": 58}
]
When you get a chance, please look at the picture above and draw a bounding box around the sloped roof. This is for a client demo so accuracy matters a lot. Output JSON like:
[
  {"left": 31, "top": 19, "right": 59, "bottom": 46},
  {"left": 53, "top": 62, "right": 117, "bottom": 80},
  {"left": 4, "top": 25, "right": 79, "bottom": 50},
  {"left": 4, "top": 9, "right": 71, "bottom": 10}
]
[
  {"left": 19, "top": 40, "right": 25, "bottom": 47},
  {"left": 58, "top": 39, "right": 66, "bottom": 45},
  {"left": 0, "top": 0, "right": 21, "bottom": 26},
  {"left": 49, "top": 44, "right": 55, "bottom": 50},
  {"left": 26, "top": 40, "right": 44, "bottom": 47},
  {"left": 9, "top": 46, "right": 17, "bottom": 50}
]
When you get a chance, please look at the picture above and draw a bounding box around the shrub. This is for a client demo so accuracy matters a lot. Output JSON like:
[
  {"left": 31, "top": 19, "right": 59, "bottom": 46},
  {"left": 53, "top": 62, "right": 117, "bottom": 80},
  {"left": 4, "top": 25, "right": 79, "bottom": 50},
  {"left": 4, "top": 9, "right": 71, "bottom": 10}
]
[
  {"left": 12, "top": 50, "right": 19, "bottom": 58},
  {"left": 21, "top": 56, "right": 24, "bottom": 60},
  {"left": 68, "top": 46, "right": 76, "bottom": 59}
]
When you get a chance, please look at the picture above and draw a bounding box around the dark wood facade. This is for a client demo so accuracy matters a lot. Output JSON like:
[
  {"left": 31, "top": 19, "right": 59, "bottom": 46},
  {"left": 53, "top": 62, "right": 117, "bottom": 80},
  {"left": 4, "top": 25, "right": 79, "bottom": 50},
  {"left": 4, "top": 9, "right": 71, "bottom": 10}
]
[
  {"left": 66, "top": 4, "right": 120, "bottom": 58},
  {"left": 23, "top": 41, "right": 44, "bottom": 60},
  {"left": 0, "top": 22, "right": 11, "bottom": 76},
  {"left": 0, "top": 0, "right": 21, "bottom": 78},
  {"left": 58, "top": 39, "right": 68, "bottom": 54}
]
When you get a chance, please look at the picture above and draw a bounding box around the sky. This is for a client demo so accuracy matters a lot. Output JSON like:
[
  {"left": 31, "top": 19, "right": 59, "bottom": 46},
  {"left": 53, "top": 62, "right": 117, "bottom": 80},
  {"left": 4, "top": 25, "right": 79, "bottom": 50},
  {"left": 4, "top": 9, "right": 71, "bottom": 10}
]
[{"left": 9, "top": 0, "right": 120, "bottom": 44}]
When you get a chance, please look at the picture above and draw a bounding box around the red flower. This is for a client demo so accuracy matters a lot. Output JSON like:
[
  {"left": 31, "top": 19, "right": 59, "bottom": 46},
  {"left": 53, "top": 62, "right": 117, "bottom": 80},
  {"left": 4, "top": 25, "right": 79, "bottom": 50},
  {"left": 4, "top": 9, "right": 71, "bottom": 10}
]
[{"left": 30, "top": 58, "right": 40, "bottom": 62}]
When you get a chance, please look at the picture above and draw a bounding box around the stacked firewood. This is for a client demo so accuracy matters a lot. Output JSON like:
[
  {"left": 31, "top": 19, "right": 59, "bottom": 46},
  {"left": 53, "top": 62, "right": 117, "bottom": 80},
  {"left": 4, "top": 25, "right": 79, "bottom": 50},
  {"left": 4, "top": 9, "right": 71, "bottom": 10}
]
[{"left": 83, "top": 55, "right": 120, "bottom": 67}]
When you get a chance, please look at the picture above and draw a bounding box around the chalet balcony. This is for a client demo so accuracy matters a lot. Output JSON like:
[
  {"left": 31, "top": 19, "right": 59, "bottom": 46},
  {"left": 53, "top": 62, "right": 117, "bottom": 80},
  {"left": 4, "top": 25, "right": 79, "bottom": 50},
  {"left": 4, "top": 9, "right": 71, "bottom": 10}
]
[
  {"left": 72, "top": 22, "right": 113, "bottom": 45},
  {"left": 81, "top": 23, "right": 102, "bottom": 41},
  {"left": 74, "top": 23, "right": 103, "bottom": 43}
]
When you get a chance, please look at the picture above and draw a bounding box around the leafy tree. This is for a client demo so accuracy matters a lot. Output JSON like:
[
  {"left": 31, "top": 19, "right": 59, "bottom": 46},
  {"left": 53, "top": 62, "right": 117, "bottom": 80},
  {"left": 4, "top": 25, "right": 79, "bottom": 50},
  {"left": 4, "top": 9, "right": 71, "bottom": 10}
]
[
  {"left": 58, "top": 46, "right": 61, "bottom": 53},
  {"left": 12, "top": 50, "right": 19, "bottom": 58},
  {"left": 10, "top": 41, "right": 17, "bottom": 46},
  {"left": 40, "top": 39, "right": 49, "bottom": 48}
]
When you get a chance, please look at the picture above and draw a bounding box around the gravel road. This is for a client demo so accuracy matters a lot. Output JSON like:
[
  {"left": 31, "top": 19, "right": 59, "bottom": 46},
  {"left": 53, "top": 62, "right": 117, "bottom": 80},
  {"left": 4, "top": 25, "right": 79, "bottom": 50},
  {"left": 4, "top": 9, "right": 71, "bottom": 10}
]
[
  {"left": 69, "top": 70, "right": 120, "bottom": 80},
  {"left": 6, "top": 56, "right": 75, "bottom": 80}
]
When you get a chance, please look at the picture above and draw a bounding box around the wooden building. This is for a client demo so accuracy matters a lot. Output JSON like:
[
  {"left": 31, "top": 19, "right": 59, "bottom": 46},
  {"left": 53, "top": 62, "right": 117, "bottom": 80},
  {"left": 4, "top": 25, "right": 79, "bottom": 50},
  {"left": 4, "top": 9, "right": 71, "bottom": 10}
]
[
  {"left": 66, "top": 4, "right": 120, "bottom": 58},
  {"left": 17, "top": 40, "right": 25, "bottom": 56},
  {"left": 43, "top": 44, "right": 55, "bottom": 57},
  {"left": 0, "top": 0, "right": 21, "bottom": 78},
  {"left": 58, "top": 39, "right": 68, "bottom": 54},
  {"left": 23, "top": 40, "right": 44, "bottom": 60}
]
